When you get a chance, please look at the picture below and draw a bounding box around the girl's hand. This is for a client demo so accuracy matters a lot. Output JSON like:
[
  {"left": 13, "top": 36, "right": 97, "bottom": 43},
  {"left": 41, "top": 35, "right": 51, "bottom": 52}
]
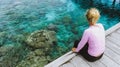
[{"left": 72, "top": 48, "right": 76, "bottom": 52}]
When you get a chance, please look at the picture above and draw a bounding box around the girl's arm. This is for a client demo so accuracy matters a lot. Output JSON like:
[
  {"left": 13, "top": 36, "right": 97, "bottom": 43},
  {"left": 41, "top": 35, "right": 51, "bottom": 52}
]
[{"left": 75, "top": 30, "right": 89, "bottom": 52}]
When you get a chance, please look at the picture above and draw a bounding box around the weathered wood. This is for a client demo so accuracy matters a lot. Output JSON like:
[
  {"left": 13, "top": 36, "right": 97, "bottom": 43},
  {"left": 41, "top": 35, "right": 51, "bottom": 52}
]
[
  {"left": 107, "top": 36, "right": 120, "bottom": 47},
  {"left": 104, "top": 47, "right": 120, "bottom": 64},
  {"left": 116, "top": 28, "right": 120, "bottom": 33},
  {"left": 106, "top": 40, "right": 120, "bottom": 55},
  {"left": 70, "top": 56, "right": 90, "bottom": 67},
  {"left": 110, "top": 32, "right": 120, "bottom": 40},
  {"left": 45, "top": 51, "right": 76, "bottom": 67},
  {"left": 99, "top": 55, "right": 119, "bottom": 67},
  {"left": 60, "top": 62, "right": 75, "bottom": 67},
  {"left": 86, "top": 59, "right": 106, "bottom": 67}
]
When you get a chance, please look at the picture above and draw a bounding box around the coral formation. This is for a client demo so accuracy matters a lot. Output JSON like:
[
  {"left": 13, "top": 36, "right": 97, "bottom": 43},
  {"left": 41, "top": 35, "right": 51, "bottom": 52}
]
[
  {"left": 26, "top": 30, "right": 57, "bottom": 48},
  {"left": 0, "top": 44, "right": 29, "bottom": 67},
  {"left": 16, "top": 30, "right": 57, "bottom": 67}
]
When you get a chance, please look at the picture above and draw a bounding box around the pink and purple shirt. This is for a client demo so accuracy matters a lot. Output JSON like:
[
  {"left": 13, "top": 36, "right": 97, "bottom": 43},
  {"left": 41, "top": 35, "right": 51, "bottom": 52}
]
[{"left": 76, "top": 23, "right": 105, "bottom": 56}]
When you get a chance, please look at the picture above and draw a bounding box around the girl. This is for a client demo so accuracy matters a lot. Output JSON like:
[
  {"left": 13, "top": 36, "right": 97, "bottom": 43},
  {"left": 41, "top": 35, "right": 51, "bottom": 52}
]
[{"left": 72, "top": 8, "right": 105, "bottom": 62}]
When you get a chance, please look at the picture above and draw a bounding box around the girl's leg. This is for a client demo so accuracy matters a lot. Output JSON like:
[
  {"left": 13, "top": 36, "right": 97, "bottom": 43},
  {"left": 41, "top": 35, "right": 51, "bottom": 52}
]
[
  {"left": 79, "top": 43, "right": 103, "bottom": 62},
  {"left": 73, "top": 39, "right": 103, "bottom": 62},
  {"left": 82, "top": 53, "right": 103, "bottom": 62},
  {"left": 73, "top": 39, "right": 89, "bottom": 55},
  {"left": 73, "top": 40, "right": 80, "bottom": 48}
]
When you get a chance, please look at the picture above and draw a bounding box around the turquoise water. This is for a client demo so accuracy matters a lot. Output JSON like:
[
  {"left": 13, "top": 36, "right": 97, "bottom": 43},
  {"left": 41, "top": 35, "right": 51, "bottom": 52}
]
[{"left": 0, "top": 0, "right": 120, "bottom": 66}]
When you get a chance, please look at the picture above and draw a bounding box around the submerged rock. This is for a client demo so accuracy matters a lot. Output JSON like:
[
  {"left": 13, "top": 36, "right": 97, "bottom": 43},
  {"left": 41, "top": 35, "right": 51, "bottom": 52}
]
[
  {"left": 16, "top": 55, "right": 50, "bottom": 67},
  {"left": 34, "top": 49, "right": 45, "bottom": 56},
  {"left": 26, "top": 30, "right": 57, "bottom": 49},
  {"left": 0, "top": 31, "right": 7, "bottom": 46},
  {"left": 0, "top": 43, "right": 29, "bottom": 67},
  {"left": 16, "top": 30, "right": 57, "bottom": 67},
  {"left": 0, "top": 45, "right": 13, "bottom": 57}
]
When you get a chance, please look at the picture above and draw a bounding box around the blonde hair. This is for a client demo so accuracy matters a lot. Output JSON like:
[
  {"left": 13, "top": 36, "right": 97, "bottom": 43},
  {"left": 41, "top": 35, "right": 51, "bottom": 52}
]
[{"left": 86, "top": 8, "right": 100, "bottom": 25}]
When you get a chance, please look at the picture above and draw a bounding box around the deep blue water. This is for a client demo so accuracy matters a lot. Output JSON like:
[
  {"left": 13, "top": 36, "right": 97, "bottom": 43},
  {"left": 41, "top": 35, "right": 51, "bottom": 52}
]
[{"left": 0, "top": 0, "right": 120, "bottom": 66}]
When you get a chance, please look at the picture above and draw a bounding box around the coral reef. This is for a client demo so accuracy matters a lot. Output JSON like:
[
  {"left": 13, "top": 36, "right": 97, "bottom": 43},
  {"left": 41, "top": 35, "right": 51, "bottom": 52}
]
[
  {"left": 16, "top": 30, "right": 57, "bottom": 67},
  {"left": 0, "top": 32, "right": 8, "bottom": 46},
  {"left": 0, "top": 44, "right": 29, "bottom": 67},
  {"left": 26, "top": 30, "right": 57, "bottom": 48},
  {"left": 16, "top": 51, "right": 51, "bottom": 67}
]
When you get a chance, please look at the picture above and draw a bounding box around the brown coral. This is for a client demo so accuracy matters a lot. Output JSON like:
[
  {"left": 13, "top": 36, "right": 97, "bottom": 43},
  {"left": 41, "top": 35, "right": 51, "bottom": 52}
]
[{"left": 26, "top": 30, "right": 57, "bottom": 49}]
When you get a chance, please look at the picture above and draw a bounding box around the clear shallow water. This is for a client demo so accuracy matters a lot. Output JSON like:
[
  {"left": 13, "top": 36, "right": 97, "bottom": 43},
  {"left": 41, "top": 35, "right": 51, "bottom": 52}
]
[{"left": 0, "top": 0, "right": 120, "bottom": 66}]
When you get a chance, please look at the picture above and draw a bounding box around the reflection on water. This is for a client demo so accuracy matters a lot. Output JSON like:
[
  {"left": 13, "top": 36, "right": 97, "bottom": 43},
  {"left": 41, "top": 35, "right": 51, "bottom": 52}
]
[{"left": 0, "top": 0, "right": 120, "bottom": 67}]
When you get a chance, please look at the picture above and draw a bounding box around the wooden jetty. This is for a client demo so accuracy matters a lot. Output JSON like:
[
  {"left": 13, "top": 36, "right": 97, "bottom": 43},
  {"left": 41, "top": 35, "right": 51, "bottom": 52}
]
[{"left": 45, "top": 22, "right": 120, "bottom": 67}]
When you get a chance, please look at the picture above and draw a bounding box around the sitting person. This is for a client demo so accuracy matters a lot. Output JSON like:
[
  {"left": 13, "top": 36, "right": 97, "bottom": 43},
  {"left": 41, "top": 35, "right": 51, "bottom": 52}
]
[{"left": 72, "top": 8, "right": 105, "bottom": 62}]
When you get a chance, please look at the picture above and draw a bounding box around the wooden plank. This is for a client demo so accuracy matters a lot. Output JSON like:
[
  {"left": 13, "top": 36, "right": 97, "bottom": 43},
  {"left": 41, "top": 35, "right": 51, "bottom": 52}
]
[
  {"left": 117, "top": 27, "right": 120, "bottom": 31},
  {"left": 110, "top": 32, "right": 120, "bottom": 40},
  {"left": 45, "top": 51, "right": 76, "bottom": 67},
  {"left": 99, "top": 55, "right": 119, "bottom": 67},
  {"left": 106, "top": 40, "right": 120, "bottom": 55},
  {"left": 104, "top": 47, "right": 120, "bottom": 64},
  {"left": 116, "top": 28, "right": 120, "bottom": 33},
  {"left": 86, "top": 60, "right": 106, "bottom": 67},
  {"left": 70, "top": 56, "right": 90, "bottom": 67},
  {"left": 106, "top": 36, "right": 120, "bottom": 47},
  {"left": 105, "top": 22, "right": 120, "bottom": 36},
  {"left": 60, "top": 62, "right": 75, "bottom": 67}
]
